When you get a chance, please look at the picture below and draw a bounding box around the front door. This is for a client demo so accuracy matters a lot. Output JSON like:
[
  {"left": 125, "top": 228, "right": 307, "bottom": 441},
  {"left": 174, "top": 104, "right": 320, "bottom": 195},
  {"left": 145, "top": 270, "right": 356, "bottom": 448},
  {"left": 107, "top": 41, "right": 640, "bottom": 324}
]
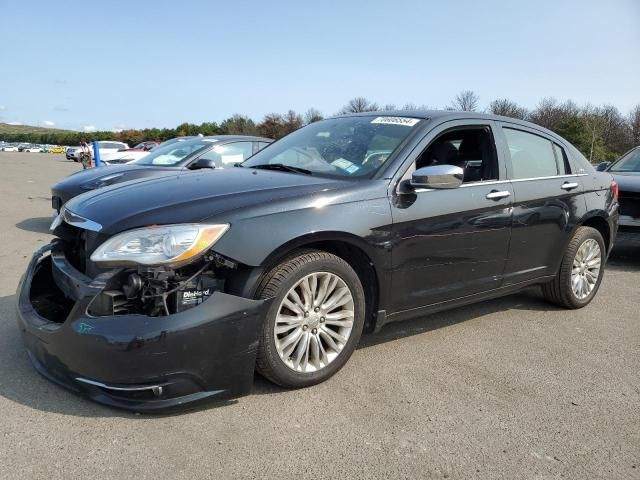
[{"left": 389, "top": 120, "right": 513, "bottom": 313}]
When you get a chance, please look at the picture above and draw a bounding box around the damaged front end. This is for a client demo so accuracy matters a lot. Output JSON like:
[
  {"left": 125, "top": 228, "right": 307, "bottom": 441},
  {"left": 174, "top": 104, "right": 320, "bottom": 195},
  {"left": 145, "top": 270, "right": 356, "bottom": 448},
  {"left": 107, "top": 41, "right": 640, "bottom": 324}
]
[{"left": 16, "top": 220, "right": 270, "bottom": 412}]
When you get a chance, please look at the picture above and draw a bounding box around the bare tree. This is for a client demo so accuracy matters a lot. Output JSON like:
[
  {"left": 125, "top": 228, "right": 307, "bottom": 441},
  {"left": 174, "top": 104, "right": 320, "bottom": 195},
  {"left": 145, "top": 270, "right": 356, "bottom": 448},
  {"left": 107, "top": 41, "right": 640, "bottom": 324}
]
[
  {"left": 529, "top": 97, "right": 569, "bottom": 130},
  {"left": 488, "top": 98, "right": 528, "bottom": 120},
  {"left": 628, "top": 104, "right": 640, "bottom": 146},
  {"left": 402, "top": 103, "right": 432, "bottom": 111},
  {"left": 382, "top": 104, "right": 397, "bottom": 111},
  {"left": 282, "top": 110, "right": 303, "bottom": 134},
  {"left": 303, "top": 108, "right": 323, "bottom": 125},
  {"left": 448, "top": 90, "right": 479, "bottom": 112},
  {"left": 339, "top": 97, "right": 379, "bottom": 114}
]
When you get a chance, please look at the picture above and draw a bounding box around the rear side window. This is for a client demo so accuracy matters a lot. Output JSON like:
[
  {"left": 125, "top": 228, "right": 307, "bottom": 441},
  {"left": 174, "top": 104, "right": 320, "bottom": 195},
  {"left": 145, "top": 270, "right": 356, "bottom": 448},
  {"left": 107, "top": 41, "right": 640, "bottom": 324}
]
[{"left": 504, "top": 128, "right": 560, "bottom": 179}]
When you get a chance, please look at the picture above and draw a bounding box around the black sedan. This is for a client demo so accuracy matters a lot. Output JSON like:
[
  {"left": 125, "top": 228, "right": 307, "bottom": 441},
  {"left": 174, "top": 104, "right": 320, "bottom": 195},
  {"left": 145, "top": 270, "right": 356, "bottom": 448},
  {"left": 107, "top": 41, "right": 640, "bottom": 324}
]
[
  {"left": 598, "top": 146, "right": 640, "bottom": 233},
  {"left": 17, "top": 111, "right": 618, "bottom": 412},
  {"left": 51, "top": 135, "right": 273, "bottom": 211}
]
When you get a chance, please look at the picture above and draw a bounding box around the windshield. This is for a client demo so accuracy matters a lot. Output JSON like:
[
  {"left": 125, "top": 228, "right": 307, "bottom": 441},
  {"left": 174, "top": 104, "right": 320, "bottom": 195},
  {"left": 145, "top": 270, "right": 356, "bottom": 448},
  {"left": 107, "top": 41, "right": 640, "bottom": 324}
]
[
  {"left": 242, "top": 115, "right": 422, "bottom": 178},
  {"left": 609, "top": 147, "right": 640, "bottom": 173},
  {"left": 132, "top": 139, "right": 213, "bottom": 166}
]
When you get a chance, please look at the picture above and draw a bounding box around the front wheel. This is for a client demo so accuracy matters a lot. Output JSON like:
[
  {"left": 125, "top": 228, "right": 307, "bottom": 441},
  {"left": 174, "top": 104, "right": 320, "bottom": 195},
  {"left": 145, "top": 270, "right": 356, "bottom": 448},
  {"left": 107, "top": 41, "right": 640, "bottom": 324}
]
[
  {"left": 255, "top": 250, "right": 366, "bottom": 388},
  {"left": 542, "top": 226, "right": 606, "bottom": 309}
]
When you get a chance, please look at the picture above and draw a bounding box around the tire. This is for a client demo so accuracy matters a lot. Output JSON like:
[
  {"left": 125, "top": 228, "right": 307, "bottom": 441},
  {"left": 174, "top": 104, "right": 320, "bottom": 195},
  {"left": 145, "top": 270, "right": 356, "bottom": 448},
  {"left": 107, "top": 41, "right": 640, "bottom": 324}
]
[
  {"left": 255, "top": 250, "right": 366, "bottom": 388},
  {"left": 542, "top": 226, "right": 606, "bottom": 309}
]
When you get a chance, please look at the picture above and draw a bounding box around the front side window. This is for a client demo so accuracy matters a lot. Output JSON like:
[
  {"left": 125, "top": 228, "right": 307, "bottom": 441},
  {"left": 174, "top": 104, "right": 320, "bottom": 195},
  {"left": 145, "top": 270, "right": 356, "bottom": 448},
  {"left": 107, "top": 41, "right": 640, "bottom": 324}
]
[
  {"left": 504, "top": 128, "right": 560, "bottom": 179},
  {"left": 242, "top": 116, "right": 423, "bottom": 178},
  {"left": 413, "top": 126, "right": 498, "bottom": 182},
  {"left": 197, "top": 142, "right": 253, "bottom": 167}
]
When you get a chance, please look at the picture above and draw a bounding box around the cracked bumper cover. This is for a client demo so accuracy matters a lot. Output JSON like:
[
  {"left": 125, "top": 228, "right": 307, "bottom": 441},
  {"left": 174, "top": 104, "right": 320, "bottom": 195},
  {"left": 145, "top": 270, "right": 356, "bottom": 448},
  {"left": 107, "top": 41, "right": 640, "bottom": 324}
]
[{"left": 16, "top": 242, "right": 270, "bottom": 412}]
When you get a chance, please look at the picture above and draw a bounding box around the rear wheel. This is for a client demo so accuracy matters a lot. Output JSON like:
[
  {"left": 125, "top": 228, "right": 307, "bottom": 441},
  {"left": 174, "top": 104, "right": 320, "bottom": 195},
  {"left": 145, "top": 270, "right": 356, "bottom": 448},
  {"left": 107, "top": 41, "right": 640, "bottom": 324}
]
[
  {"left": 255, "top": 250, "right": 366, "bottom": 388},
  {"left": 542, "top": 226, "right": 605, "bottom": 309}
]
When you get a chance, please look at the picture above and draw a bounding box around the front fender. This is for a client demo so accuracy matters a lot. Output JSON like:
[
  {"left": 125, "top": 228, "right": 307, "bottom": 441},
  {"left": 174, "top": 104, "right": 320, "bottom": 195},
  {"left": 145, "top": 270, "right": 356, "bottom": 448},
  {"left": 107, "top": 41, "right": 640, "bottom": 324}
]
[{"left": 212, "top": 197, "right": 393, "bottom": 270}]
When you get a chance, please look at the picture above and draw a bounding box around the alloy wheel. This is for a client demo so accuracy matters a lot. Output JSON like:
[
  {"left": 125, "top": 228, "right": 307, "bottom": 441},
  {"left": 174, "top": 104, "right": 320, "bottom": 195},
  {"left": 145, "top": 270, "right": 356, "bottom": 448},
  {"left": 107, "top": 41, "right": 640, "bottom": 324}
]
[
  {"left": 571, "top": 238, "right": 602, "bottom": 300},
  {"left": 274, "top": 272, "right": 355, "bottom": 373}
]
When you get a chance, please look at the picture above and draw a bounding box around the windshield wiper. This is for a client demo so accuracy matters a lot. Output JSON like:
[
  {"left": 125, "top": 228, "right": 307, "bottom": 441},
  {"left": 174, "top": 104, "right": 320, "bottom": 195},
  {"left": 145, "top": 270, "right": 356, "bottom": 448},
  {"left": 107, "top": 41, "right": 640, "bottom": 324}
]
[{"left": 248, "top": 163, "right": 313, "bottom": 175}]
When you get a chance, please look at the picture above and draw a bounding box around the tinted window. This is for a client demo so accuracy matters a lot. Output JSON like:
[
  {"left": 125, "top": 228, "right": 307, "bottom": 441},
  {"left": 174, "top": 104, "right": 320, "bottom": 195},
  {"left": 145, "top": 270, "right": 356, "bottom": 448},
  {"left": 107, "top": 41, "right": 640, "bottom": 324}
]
[
  {"left": 133, "top": 140, "right": 211, "bottom": 166},
  {"left": 198, "top": 142, "right": 253, "bottom": 167},
  {"left": 504, "top": 128, "right": 559, "bottom": 179},
  {"left": 609, "top": 147, "right": 640, "bottom": 173},
  {"left": 415, "top": 126, "right": 498, "bottom": 182}
]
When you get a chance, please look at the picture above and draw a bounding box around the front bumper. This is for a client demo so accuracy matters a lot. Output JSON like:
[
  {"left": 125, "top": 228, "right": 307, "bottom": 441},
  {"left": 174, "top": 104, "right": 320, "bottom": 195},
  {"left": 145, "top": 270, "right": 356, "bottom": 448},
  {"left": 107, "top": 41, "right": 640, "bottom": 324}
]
[{"left": 16, "top": 242, "right": 270, "bottom": 413}]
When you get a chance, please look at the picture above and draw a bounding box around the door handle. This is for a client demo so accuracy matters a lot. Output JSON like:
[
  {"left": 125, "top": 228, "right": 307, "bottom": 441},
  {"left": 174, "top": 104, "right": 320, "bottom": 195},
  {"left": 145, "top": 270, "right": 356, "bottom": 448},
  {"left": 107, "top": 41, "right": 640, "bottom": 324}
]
[
  {"left": 485, "top": 190, "right": 511, "bottom": 200},
  {"left": 561, "top": 182, "right": 579, "bottom": 191}
]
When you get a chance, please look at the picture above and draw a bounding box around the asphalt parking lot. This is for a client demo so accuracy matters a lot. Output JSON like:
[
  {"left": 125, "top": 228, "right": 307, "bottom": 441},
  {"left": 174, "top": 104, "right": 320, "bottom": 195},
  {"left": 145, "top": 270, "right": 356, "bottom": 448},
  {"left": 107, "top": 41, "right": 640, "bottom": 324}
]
[{"left": 0, "top": 152, "right": 638, "bottom": 480}]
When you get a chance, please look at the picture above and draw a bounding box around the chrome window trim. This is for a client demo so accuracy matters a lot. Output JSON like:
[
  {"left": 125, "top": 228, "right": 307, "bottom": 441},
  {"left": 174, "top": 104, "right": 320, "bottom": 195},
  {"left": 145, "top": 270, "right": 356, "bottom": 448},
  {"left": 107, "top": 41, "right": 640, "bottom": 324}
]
[
  {"left": 407, "top": 174, "right": 588, "bottom": 194},
  {"left": 459, "top": 179, "right": 511, "bottom": 188},
  {"left": 510, "top": 173, "right": 588, "bottom": 183}
]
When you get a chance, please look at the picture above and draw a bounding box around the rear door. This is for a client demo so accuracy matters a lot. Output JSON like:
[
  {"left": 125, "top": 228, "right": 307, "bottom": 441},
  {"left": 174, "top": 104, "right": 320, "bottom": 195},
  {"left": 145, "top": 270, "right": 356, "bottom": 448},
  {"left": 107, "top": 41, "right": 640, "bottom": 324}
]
[{"left": 497, "top": 122, "right": 586, "bottom": 284}]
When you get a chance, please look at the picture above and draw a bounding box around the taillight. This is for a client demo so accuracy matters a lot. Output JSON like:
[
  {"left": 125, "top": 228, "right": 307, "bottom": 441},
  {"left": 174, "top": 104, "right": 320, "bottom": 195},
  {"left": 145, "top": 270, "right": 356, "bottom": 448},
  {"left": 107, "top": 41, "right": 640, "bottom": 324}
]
[{"left": 611, "top": 181, "right": 619, "bottom": 199}]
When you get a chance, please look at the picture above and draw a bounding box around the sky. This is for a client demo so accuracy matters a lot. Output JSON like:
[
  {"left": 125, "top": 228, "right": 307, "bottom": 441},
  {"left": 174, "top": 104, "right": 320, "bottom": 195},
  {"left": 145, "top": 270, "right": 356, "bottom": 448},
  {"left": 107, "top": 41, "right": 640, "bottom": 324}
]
[{"left": 0, "top": 0, "right": 638, "bottom": 132}]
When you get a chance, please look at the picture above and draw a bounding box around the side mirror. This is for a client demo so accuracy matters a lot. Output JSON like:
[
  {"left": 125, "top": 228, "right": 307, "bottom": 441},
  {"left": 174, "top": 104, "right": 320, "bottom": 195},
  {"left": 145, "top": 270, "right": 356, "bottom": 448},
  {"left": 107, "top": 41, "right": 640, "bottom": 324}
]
[
  {"left": 189, "top": 158, "right": 217, "bottom": 170},
  {"left": 144, "top": 144, "right": 155, "bottom": 151},
  {"left": 410, "top": 164, "right": 464, "bottom": 189},
  {"left": 596, "top": 161, "right": 611, "bottom": 172}
]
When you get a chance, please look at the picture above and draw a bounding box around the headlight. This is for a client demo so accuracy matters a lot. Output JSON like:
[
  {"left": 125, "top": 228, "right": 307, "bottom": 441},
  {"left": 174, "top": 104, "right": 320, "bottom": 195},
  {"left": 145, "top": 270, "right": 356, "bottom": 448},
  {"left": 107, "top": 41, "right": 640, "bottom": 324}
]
[
  {"left": 90, "top": 223, "right": 229, "bottom": 267},
  {"left": 81, "top": 173, "right": 124, "bottom": 190}
]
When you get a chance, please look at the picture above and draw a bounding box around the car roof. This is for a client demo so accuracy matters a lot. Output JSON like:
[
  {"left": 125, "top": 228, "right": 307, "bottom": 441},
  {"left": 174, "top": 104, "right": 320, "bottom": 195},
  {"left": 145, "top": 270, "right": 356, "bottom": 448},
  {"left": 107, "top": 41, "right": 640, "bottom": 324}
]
[
  {"left": 332, "top": 110, "right": 565, "bottom": 142},
  {"left": 200, "top": 135, "right": 273, "bottom": 143}
]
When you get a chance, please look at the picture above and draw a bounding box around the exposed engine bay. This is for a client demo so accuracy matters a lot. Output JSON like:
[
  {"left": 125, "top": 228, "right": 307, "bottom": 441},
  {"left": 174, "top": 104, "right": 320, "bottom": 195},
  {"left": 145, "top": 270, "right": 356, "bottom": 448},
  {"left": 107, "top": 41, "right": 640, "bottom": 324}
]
[
  {"left": 88, "top": 252, "right": 238, "bottom": 317},
  {"left": 29, "top": 236, "right": 241, "bottom": 322}
]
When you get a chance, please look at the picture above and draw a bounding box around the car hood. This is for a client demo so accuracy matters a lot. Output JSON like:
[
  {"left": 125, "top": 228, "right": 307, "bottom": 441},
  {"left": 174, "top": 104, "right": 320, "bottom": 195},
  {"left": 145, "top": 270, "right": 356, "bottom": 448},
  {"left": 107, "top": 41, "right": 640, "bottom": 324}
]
[
  {"left": 53, "top": 164, "right": 176, "bottom": 188},
  {"left": 610, "top": 171, "right": 640, "bottom": 193},
  {"left": 64, "top": 168, "right": 348, "bottom": 235}
]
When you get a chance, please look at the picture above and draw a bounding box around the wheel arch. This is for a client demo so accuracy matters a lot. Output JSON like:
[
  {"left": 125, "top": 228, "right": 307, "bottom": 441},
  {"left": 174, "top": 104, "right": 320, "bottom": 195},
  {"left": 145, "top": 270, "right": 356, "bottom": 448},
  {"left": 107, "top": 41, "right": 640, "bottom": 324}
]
[
  {"left": 229, "top": 232, "right": 384, "bottom": 332},
  {"left": 578, "top": 214, "right": 611, "bottom": 252}
]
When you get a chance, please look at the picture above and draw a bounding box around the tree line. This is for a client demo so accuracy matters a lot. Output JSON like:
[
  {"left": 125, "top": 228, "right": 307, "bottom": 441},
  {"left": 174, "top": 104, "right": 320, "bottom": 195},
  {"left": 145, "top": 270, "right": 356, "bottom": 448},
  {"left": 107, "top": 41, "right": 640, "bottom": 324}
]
[{"left": 3, "top": 92, "right": 638, "bottom": 163}]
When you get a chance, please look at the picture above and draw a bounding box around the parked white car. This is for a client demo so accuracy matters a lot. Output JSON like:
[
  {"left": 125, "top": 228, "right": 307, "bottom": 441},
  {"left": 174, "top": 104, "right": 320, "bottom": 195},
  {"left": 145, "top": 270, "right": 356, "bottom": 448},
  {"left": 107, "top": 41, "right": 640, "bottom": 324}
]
[
  {"left": 1, "top": 145, "right": 19, "bottom": 152},
  {"left": 24, "top": 146, "right": 44, "bottom": 152},
  {"left": 66, "top": 141, "right": 129, "bottom": 162},
  {"left": 100, "top": 150, "right": 150, "bottom": 165}
]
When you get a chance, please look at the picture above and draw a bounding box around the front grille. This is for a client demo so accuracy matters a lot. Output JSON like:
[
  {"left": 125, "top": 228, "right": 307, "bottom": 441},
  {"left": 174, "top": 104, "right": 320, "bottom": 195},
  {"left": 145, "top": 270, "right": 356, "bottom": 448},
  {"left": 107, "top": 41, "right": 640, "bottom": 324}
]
[
  {"left": 52, "top": 196, "right": 62, "bottom": 212},
  {"left": 53, "top": 220, "right": 109, "bottom": 277},
  {"left": 64, "top": 228, "right": 87, "bottom": 274}
]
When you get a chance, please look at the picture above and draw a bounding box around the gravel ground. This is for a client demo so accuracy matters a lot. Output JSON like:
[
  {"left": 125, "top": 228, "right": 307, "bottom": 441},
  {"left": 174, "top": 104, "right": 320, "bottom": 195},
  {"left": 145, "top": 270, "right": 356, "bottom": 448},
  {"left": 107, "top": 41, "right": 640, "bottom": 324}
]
[{"left": 0, "top": 152, "right": 638, "bottom": 480}]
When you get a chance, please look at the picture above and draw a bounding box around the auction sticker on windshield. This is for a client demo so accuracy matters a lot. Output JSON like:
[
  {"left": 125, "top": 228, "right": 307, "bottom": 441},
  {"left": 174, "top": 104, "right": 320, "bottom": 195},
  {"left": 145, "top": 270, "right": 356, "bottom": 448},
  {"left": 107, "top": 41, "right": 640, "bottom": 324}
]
[{"left": 371, "top": 117, "right": 420, "bottom": 127}]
